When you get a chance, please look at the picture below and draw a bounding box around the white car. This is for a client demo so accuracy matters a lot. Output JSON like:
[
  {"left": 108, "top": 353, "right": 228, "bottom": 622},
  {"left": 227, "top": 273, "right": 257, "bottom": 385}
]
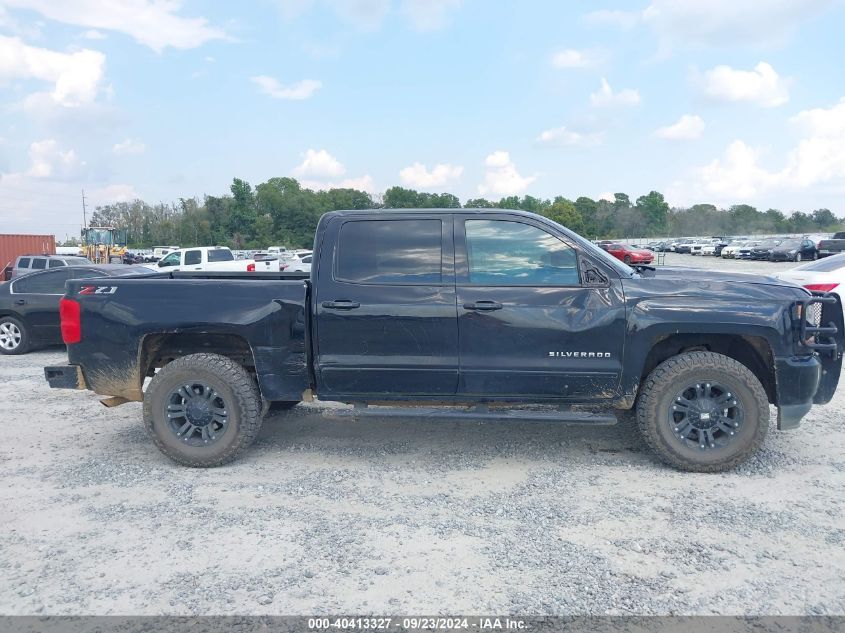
[
  {"left": 721, "top": 241, "right": 746, "bottom": 259},
  {"left": 146, "top": 246, "right": 275, "bottom": 272},
  {"left": 700, "top": 241, "right": 720, "bottom": 256},
  {"left": 772, "top": 253, "right": 845, "bottom": 318},
  {"left": 689, "top": 239, "right": 713, "bottom": 255},
  {"left": 287, "top": 254, "right": 312, "bottom": 273}
]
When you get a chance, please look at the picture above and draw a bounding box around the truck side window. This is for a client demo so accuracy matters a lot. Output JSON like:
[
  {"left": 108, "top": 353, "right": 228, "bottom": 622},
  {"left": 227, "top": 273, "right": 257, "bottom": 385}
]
[
  {"left": 184, "top": 250, "right": 202, "bottom": 265},
  {"left": 31, "top": 258, "right": 46, "bottom": 270},
  {"left": 49, "top": 259, "right": 65, "bottom": 268},
  {"left": 159, "top": 252, "right": 180, "bottom": 267},
  {"left": 464, "top": 219, "right": 579, "bottom": 286},
  {"left": 336, "top": 219, "right": 442, "bottom": 284},
  {"left": 13, "top": 269, "right": 71, "bottom": 294}
]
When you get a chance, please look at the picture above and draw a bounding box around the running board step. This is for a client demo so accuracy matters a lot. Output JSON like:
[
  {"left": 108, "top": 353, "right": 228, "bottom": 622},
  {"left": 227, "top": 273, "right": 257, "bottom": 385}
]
[{"left": 332, "top": 406, "right": 617, "bottom": 425}]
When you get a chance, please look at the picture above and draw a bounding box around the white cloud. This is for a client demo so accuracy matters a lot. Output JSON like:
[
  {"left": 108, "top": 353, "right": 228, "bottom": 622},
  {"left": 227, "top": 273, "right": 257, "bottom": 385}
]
[
  {"left": 643, "top": 0, "right": 833, "bottom": 48},
  {"left": 89, "top": 183, "right": 140, "bottom": 204},
  {"left": 291, "top": 148, "right": 374, "bottom": 191},
  {"left": 655, "top": 114, "right": 705, "bottom": 141},
  {"left": 399, "top": 162, "right": 463, "bottom": 188},
  {"left": 278, "top": 0, "right": 460, "bottom": 31},
  {"left": 0, "top": 35, "right": 105, "bottom": 107},
  {"left": 112, "top": 138, "right": 146, "bottom": 155},
  {"left": 551, "top": 48, "right": 605, "bottom": 69},
  {"left": 790, "top": 97, "right": 845, "bottom": 137},
  {"left": 401, "top": 0, "right": 461, "bottom": 31},
  {"left": 2, "top": 0, "right": 226, "bottom": 52},
  {"left": 81, "top": 29, "right": 106, "bottom": 40},
  {"left": 334, "top": 0, "right": 391, "bottom": 30},
  {"left": 0, "top": 172, "right": 139, "bottom": 235},
  {"left": 590, "top": 78, "right": 640, "bottom": 108},
  {"left": 293, "top": 149, "right": 346, "bottom": 179},
  {"left": 668, "top": 97, "right": 845, "bottom": 202},
  {"left": 26, "top": 139, "right": 83, "bottom": 179},
  {"left": 535, "top": 126, "right": 604, "bottom": 147},
  {"left": 251, "top": 75, "right": 322, "bottom": 100},
  {"left": 701, "top": 62, "right": 789, "bottom": 108},
  {"left": 477, "top": 151, "right": 536, "bottom": 197}
]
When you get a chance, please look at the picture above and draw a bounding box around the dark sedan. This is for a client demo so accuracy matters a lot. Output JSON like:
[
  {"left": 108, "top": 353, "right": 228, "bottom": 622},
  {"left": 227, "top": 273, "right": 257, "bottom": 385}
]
[
  {"left": 0, "top": 264, "right": 139, "bottom": 354},
  {"left": 750, "top": 239, "right": 783, "bottom": 260},
  {"left": 768, "top": 238, "right": 819, "bottom": 262}
]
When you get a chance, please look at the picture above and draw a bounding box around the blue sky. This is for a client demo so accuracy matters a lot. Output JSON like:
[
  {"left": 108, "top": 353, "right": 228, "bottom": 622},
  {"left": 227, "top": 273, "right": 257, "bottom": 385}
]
[{"left": 1, "top": 0, "right": 845, "bottom": 239}]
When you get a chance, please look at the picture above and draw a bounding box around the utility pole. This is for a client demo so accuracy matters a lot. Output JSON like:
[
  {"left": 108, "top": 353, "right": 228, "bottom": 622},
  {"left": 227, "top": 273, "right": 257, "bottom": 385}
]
[{"left": 81, "top": 189, "right": 88, "bottom": 228}]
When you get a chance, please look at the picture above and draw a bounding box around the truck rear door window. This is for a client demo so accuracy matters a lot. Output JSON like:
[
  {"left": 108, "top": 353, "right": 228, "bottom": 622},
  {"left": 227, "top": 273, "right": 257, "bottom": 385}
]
[
  {"left": 31, "top": 258, "right": 46, "bottom": 270},
  {"left": 184, "top": 250, "right": 202, "bottom": 265},
  {"left": 336, "top": 219, "right": 442, "bottom": 284},
  {"left": 464, "top": 219, "right": 579, "bottom": 286},
  {"left": 207, "top": 249, "right": 234, "bottom": 262}
]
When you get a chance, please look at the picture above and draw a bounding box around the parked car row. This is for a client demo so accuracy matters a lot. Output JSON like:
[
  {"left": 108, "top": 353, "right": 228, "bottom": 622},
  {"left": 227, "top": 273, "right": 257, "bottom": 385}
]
[{"left": 641, "top": 235, "right": 827, "bottom": 262}]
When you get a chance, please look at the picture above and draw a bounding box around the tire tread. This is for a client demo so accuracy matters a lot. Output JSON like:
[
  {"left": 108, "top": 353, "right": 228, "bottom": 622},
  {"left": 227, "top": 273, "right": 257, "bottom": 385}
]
[
  {"left": 636, "top": 351, "right": 769, "bottom": 472},
  {"left": 142, "top": 353, "right": 262, "bottom": 467}
]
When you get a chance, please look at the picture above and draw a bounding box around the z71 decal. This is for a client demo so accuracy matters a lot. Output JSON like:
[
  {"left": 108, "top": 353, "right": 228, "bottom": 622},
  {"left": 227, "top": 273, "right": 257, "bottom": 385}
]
[{"left": 78, "top": 285, "right": 118, "bottom": 295}]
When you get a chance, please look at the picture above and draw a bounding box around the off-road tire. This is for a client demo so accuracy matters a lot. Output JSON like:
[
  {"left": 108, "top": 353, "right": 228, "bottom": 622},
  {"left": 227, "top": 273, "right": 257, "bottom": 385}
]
[
  {"left": 143, "top": 353, "right": 262, "bottom": 467},
  {"left": 0, "top": 316, "right": 29, "bottom": 355},
  {"left": 636, "top": 351, "right": 769, "bottom": 472}
]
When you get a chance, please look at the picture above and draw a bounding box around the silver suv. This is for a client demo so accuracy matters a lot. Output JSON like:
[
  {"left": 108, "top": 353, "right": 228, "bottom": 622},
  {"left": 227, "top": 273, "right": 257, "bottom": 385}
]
[{"left": 12, "top": 254, "right": 92, "bottom": 278}]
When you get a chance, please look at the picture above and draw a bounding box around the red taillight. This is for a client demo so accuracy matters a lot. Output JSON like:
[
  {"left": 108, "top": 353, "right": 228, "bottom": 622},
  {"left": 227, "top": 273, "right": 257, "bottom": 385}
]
[
  {"left": 59, "top": 298, "right": 81, "bottom": 344},
  {"left": 804, "top": 283, "right": 839, "bottom": 293},
  {"left": 247, "top": 263, "right": 256, "bottom": 272}
]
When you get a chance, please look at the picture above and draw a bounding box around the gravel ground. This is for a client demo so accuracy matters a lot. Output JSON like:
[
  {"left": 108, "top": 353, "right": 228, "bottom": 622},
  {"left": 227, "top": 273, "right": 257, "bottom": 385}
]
[{"left": 1, "top": 254, "right": 843, "bottom": 616}]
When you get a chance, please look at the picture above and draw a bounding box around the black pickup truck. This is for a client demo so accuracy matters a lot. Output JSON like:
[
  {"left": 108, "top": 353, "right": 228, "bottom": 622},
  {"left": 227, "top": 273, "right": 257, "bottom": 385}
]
[
  {"left": 45, "top": 209, "right": 844, "bottom": 472},
  {"left": 818, "top": 232, "right": 845, "bottom": 258}
]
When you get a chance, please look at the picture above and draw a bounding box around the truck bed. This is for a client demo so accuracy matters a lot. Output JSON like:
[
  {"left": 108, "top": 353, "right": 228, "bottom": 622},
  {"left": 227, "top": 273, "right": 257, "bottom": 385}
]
[{"left": 62, "top": 274, "right": 310, "bottom": 403}]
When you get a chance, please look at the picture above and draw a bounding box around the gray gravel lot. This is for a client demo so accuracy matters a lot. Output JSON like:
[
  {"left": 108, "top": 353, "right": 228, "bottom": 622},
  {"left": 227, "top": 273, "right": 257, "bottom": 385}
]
[{"left": 1, "top": 254, "right": 843, "bottom": 616}]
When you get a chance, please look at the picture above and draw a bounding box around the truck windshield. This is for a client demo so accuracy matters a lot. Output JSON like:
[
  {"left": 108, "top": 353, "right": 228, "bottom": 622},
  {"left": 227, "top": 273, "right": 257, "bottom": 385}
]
[{"left": 207, "top": 249, "right": 234, "bottom": 262}]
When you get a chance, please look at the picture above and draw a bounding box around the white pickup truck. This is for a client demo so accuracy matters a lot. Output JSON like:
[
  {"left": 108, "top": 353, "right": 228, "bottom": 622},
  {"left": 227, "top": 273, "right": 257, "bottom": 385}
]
[{"left": 146, "top": 246, "right": 274, "bottom": 272}]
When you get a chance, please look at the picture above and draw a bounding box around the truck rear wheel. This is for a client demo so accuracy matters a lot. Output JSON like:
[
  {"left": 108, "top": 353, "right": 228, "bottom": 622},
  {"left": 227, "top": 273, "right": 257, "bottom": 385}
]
[
  {"left": 636, "top": 351, "right": 769, "bottom": 472},
  {"left": 143, "top": 353, "right": 262, "bottom": 467}
]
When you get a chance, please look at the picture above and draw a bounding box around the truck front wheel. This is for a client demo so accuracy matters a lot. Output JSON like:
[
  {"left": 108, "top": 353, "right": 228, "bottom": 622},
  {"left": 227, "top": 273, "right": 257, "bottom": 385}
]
[
  {"left": 143, "top": 353, "right": 263, "bottom": 467},
  {"left": 636, "top": 351, "right": 769, "bottom": 472}
]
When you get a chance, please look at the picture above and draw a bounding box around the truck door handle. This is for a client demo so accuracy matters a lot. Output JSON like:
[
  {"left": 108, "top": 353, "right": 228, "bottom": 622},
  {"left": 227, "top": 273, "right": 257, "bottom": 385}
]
[
  {"left": 14, "top": 299, "right": 26, "bottom": 305},
  {"left": 322, "top": 300, "right": 361, "bottom": 310},
  {"left": 463, "top": 300, "right": 503, "bottom": 311}
]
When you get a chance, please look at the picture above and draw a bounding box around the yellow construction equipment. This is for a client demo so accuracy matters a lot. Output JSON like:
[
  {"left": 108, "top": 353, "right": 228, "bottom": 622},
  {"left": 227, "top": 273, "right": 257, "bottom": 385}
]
[{"left": 81, "top": 227, "right": 128, "bottom": 264}]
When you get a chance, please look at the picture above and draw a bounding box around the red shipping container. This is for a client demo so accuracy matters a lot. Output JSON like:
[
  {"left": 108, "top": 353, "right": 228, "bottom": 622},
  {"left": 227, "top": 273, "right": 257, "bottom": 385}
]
[{"left": 0, "top": 234, "right": 56, "bottom": 280}]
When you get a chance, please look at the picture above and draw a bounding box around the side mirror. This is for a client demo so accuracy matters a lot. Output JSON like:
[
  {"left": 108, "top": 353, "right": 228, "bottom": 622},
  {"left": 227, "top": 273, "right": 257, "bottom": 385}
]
[{"left": 157, "top": 260, "right": 166, "bottom": 267}]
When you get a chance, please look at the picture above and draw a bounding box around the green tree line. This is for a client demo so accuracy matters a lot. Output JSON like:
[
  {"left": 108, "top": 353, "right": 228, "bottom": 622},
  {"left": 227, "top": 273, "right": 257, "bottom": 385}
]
[{"left": 83, "top": 177, "right": 845, "bottom": 249}]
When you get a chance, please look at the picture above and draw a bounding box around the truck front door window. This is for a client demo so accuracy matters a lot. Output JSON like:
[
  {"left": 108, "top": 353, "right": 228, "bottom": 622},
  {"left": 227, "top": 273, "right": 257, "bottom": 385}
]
[
  {"left": 159, "top": 252, "right": 180, "bottom": 267},
  {"left": 465, "top": 220, "right": 579, "bottom": 286}
]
